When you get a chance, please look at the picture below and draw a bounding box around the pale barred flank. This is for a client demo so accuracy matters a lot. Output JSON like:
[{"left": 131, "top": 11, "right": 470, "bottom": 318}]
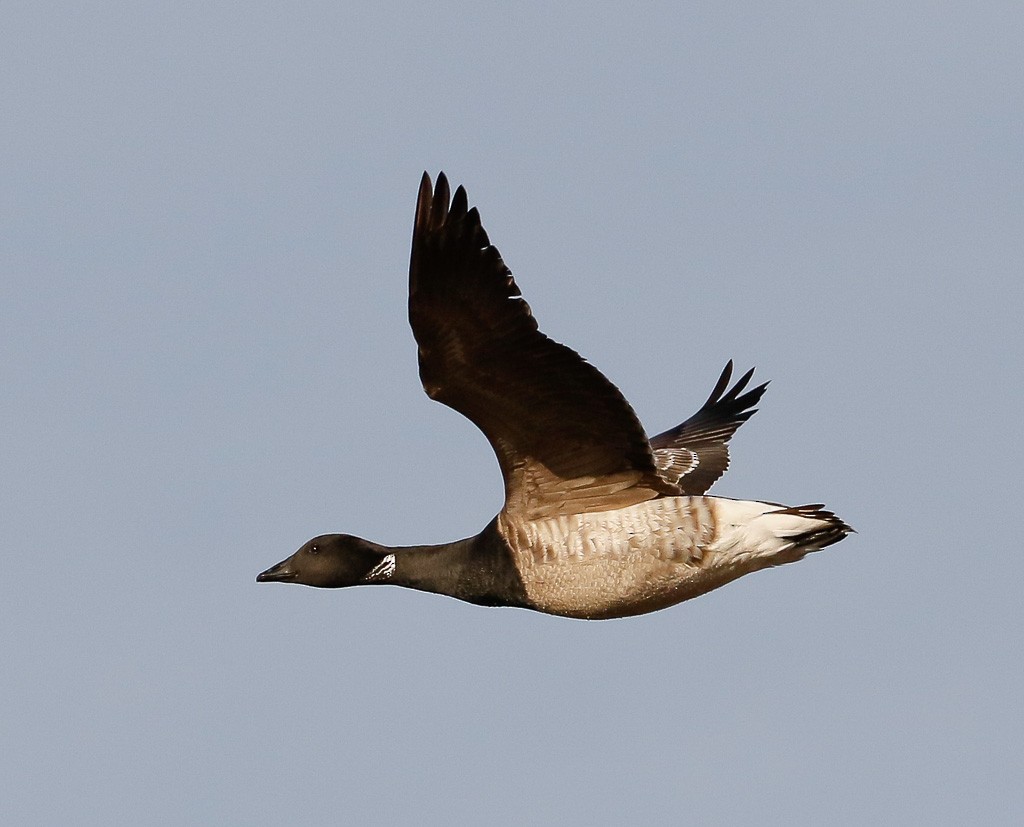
[
  {"left": 497, "top": 497, "right": 850, "bottom": 619},
  {"left": 500, "top": 497, "right": 717, "bottom": 566}
]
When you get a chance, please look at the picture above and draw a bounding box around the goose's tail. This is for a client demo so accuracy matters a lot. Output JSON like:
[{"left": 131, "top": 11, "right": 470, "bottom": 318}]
[{"left": 710, "top": 499, "right": 853, "bottom": 568}]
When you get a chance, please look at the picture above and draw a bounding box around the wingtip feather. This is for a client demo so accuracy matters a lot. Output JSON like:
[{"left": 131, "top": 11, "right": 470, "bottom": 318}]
[{"left": 431, "top": 173, "right": 450, "bottom": 228}]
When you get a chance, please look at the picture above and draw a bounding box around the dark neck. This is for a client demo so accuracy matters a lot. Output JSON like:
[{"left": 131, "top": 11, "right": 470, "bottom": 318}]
[{"left": 369, "top": 522, "right": 529, "bottom": 609}]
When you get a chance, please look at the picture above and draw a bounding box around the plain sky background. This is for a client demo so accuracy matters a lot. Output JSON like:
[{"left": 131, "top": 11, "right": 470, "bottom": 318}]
[{"left": 3, "top": 2, "right": 1022, "bottom": 824}]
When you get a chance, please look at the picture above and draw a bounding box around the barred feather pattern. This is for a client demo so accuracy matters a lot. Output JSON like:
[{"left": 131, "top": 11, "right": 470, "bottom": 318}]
[{"left": 497, "top": 497, "right": 851, "bottom": 619}]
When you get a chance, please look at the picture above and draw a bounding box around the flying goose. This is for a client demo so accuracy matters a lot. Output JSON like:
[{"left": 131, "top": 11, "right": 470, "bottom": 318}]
[{"left": 257, "top": 173, "right": 851, "bottom": 619}]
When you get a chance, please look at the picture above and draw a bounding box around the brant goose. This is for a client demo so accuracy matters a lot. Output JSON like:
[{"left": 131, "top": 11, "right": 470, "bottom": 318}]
[{"left": 257, "top": 173, "right": 851, "bottom": 619}]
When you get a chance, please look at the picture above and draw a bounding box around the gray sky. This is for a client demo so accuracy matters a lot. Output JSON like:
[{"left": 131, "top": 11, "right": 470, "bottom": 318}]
[{"left": 3, "top": 2, "right": 1021, "bottom": 824}]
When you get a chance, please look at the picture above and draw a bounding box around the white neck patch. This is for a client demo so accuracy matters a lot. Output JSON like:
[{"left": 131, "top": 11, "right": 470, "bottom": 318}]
[{"left": 366, "top": 553, "right": 396, "bottom": 581}]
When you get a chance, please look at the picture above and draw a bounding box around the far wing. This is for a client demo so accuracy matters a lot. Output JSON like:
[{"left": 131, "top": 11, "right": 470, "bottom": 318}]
[{"left": 650, "top": 361, "right": 768, "bottom": 494}]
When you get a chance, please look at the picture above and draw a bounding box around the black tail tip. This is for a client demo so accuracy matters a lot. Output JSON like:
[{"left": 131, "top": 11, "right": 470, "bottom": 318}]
[{"left": 771, "top": 503, "right": 854, "bottom": 552}]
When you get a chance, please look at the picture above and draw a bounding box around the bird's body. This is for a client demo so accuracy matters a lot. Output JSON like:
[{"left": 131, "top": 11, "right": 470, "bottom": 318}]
[
  {"left": 257, "top": 173, "right": 851, "bottom": 619},
  {"left": 497, "top": 497, "right": 844, "bottom": 619}
]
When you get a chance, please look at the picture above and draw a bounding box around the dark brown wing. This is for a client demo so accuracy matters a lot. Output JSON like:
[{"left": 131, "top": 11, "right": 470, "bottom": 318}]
[
  {"left": 408, "top": 172, "right": 673, "bottom": 520},
  {"left": 650, "top": 361, "right": 768, "bottom": 494}
]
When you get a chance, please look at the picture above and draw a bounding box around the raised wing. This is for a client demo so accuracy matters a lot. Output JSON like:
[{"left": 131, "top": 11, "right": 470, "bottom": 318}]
[
  {"left": 408, "top": 172, "right": 673, "bottom": 520},
  {"left": 650, "top": 361, "right": 768, "bottom": 494}
]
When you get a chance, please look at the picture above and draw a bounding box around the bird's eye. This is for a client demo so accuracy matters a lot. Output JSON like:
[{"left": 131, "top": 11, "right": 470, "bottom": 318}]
[{"left": 309, "top": 545, "right": 319, "bottom": 555}]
